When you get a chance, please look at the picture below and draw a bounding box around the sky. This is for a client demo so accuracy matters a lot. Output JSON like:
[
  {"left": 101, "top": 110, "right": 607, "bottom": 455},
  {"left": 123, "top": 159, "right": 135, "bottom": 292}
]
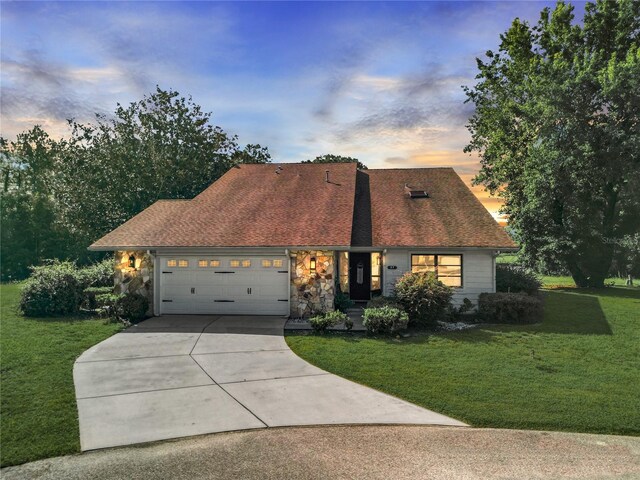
[{"left": 0, "top": 1, "right": 585, "bottom": 221}]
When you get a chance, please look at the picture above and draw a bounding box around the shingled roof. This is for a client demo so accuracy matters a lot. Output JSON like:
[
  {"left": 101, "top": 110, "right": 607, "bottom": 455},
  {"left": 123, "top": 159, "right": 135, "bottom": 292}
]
[{"left": 90, "top": 163, "right": 515, "bottom": 250}]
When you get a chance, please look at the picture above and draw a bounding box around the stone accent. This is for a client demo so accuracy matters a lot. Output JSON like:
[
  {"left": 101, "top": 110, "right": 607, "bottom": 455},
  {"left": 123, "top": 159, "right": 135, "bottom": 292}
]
[
  {"left": 114, "top": 250, "right": 154, "bottom": 315},
  {"left": 290, "top": 250, "right": 335, "bottom": 317}
]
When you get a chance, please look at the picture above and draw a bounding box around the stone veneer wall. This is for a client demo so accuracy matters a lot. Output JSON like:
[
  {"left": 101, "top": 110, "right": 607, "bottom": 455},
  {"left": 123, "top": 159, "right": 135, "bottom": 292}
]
[
  {"left": 290, "top": 250, "right": 335, "bottom": 317},
  {"left": 114, "top": 250, "right": 154, "bottom": 315}
]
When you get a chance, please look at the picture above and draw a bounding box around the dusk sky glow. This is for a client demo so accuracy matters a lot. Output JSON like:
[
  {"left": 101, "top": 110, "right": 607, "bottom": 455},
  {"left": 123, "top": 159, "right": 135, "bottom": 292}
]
[{"left": 1, "top": 1, "right": 586, "bottom": 220}]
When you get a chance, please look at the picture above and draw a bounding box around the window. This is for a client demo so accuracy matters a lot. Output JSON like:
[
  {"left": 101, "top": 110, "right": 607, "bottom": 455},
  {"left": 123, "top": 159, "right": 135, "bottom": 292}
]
[
  {"left": 198, "top": 260, "right": 208, "bottom": 268},
  {"left": 338, "top": 252, "right": 349, "bottom": 293},
  {"left": 262, "top": 259, "right": 272, "bottom": 268},
  {"left": 166, "top": 259, "right": 177, "bottom": 267},
  {"left": 178, "top": 259, "right": 189, "bottom": 268},
  {"left": 371, "top": 252, "right": 382, "bottom": 291},
  {"left": 411, "top": 254, "right": 462, "bottom": 287},
  {"left": 230, "top": 260, "right": 240, "bottom": 268},
  {"left": 242, "top": 260, "right": 251, "bottom": 268},
  {"left": 273, "top": 259, "right": 283, "bottom": 268},
  {"left": 210, "top": 260, "right": 220, "bottom": 267}
]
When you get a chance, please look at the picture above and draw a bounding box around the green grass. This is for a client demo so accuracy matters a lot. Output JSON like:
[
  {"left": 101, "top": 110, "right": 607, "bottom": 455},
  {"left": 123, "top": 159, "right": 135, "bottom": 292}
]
[
  {"left": 287, "top": 286, "right": 640, "bottom": 436},
  {"left": 540, "top": 275, "right": 629, "bottom": 288},
  {"left": 0, "top": 283, "right": 122, "bottom": 467}
]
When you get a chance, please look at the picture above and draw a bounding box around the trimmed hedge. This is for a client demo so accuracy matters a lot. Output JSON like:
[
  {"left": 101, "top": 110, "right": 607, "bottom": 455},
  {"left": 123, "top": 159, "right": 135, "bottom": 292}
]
[
  {"left": 309, "top": 310, "right": 348, "bottom": 333},
  {"left": 495, "top": 264, "right": 541, "bottom": 295},
  {"left": 19, "top": 262, "right": 84, "bottom": 317},
  {"left": 19, "top": 258, "right": 115, "bottom": 317},
  {"left": 477, "top": 292, "right": 543, "bottom": 324},
  {"left": 394, "top": 272, "right": 453, "bottom": 325},
  {"left": 362, "top": 306, "right": 409, "bottom": 334}
]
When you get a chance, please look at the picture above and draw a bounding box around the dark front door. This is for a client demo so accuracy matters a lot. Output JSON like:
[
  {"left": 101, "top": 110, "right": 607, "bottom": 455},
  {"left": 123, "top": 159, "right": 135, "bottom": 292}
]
[{"left": 349, "top": 252, "right": 371, "bottom": 301}]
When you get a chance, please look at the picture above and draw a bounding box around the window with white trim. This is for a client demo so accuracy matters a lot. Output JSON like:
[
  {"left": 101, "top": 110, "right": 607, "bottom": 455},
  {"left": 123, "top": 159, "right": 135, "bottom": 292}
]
[{"left": 411, "top": 254, "right": 462, "bottom": 287}]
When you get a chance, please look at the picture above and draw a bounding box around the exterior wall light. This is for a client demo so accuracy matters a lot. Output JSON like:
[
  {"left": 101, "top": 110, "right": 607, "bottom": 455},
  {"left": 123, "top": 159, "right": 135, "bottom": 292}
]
[
  {"left": 310, "top": 257, "right": 316, "bottom": 273},
  {"left": 128, "top": 254, "right": 136, "bottom": 269}
]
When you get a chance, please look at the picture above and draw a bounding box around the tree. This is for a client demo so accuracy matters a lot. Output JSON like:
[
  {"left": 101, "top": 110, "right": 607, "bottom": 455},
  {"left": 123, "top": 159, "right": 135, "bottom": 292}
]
[
  {"left": 53, "top": 87, "right": 271, "bottom": 251},
  {"left": 303, "top": 154, "right": 367, "bottom": 170},
  {"left": 464, "top": 0, "right": 640, "bottom": 287},
  {"left": 1, "top": 87, "right": 271, "bottom": 279},
  {"left": 0, "top": 128, "right": 72, "bottom": 280}
]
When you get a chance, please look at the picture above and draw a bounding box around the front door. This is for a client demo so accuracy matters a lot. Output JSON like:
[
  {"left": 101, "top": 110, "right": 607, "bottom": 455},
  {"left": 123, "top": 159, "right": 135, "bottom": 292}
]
[{"left": 349, "top": 252, "right": 371, "bottom": 301}]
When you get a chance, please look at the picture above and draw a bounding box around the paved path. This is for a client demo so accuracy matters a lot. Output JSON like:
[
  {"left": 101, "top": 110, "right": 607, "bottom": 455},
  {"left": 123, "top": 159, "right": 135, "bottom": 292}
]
[
  {"left": 74, "top": 315, "right": 464, "bottom": 450},
  {"left": 4, "top": 426, "right": 639, "bottom": 480}
]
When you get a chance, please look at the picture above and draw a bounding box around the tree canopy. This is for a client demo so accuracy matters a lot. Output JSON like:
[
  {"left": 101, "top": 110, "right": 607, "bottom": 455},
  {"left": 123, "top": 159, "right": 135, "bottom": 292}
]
[
  {"left": 0, "top": 87, "right": 270, "bottom": 280},
  {"left": 464, "top": 0, "right": 640, "bottom": 287},
  {"left": 303, "top": 154, "right": 367, "bottom": 170}
]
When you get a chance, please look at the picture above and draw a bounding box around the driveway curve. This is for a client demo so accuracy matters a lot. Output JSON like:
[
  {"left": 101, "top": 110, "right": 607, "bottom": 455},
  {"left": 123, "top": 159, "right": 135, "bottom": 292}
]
[{"left": 74, "top": 316, "right": 465, "bottom": 450}]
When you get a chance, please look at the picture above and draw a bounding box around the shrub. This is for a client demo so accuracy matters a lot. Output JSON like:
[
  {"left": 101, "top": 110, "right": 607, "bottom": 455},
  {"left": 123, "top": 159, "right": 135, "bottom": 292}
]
[
  {"left": 367, "top": 296, "right": 403, "bottom": 310},
  {"left": 83, "top": 286, "right": 114, "bottom": 309},
  {"left": 309, "top": 310, "right": 348, "bottom": 333},
  {"left": 76, "top": 257, "right": 115, "bottom": 288},
  {"left": 495, "top": 264, "right": 541, "bottom": 295},
  {"left": 19, "top": 261, "right": 84, "bottom": 316},
  {"left": 393, "top": 272, "right": 453, "bottom": 325},
  {"left": 19, "top": 258, "right": 115, "bottom": 317},
  {"left": 362, "top": 306, "right": 409, "bottom": 334},
  {"left": 477, "top": 292, "right": 543, "bottom": 324},
  {"left": 115, "top": 293, "right": 149, "bottom": 323},
  {"left": 334, "top": 290, "right": 354, "bottom": 312}
]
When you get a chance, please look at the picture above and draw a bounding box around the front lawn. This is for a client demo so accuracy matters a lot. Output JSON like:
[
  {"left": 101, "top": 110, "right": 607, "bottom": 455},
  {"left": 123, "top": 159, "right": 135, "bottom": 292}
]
[
  {"left": 0, "top": 283, "right": 122, "bottom": 467},
  {"left": 286, "top": 285, "right": 640, "bottom": 436}
]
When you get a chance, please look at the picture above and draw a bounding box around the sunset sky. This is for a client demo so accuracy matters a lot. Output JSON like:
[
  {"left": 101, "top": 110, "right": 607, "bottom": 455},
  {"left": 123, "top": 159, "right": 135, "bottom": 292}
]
[{"left": 1, "top": 1, "right": 584, "bottom": 221}]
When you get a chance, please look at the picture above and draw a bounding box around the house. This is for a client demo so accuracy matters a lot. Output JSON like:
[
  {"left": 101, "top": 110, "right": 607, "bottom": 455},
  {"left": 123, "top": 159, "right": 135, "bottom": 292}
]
[{"left": 90, "top": 163, "right": 516, "bottom": 317}]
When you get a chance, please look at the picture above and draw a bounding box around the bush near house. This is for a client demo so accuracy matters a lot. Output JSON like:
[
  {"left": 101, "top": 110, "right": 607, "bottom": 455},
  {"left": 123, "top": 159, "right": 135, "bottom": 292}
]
[
  {"left": 477, "top": 292, "right": 543, "bottom": 324},
  {"left": 19, "top": 258, "right": 115, "bottom": 317},
  {"left": 496, "top": 264, "right": 541, "bottom": 295},
  {"left": 309, "top": 310, "right": 348, "bottom": 333},
  {"left": 334, "top": 290, "right": 354, "bottom": 312},
  {"left": 393, "top": 271, "right": 453, "bottom": 325},
  {"left": 362, "top": 306, "right": 409, "bottom": 335},
  {"left": 115, "top": 293, "right": 149, "bottom": 323},
  {"left": 366, "top": 295, "right": 403, "bottom": 310}
]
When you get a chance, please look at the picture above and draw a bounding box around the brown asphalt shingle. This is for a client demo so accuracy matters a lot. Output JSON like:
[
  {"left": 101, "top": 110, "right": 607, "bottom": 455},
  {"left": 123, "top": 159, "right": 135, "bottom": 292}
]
[
  {"left": 90, "top": 163, "right": 357, "bottom": 249},
  {"left": 365, "top": 168, "right": 515, "bottom": 248},
  {"left": 90, "top": 163, "right": 515, "bottom": 250}
]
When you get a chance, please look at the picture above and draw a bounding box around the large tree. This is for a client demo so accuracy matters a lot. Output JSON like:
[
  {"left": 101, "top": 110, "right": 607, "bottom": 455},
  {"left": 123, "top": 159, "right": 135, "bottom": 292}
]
[
  {"left": 303, "top": 154, "right": 367, "bottom": 170},
  {"left": 464, "top": 0, "right": 640, "bottom": 287},
  {"left": 1, "top": 87, "right": 271, "bottom": 279}
]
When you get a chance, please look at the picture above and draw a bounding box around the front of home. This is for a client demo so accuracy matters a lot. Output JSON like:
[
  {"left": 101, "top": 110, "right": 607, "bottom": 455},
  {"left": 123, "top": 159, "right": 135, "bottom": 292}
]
[{"left": 90, "top": 163, "right": 516, "bottom": 317}]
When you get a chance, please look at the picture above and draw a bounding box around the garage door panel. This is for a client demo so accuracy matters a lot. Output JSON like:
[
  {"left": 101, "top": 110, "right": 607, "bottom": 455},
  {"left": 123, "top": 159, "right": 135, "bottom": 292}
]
[{"left": 160, "top": 256, "right": 289, "bottom": 315}]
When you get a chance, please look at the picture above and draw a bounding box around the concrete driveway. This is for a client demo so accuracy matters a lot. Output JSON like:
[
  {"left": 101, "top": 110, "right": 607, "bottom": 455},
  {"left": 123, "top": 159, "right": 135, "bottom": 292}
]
[{"left": 74, "top": 315, "right": 465, "bottom": 450}]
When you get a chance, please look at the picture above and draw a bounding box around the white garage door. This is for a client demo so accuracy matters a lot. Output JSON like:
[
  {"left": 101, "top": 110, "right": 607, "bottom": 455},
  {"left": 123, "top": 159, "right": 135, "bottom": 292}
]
[{"left": 159, "top": 255, "right": 289, "bottom": 315}]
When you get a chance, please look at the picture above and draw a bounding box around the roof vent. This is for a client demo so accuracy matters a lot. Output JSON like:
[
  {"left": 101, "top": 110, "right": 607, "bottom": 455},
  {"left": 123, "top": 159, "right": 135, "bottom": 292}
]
[
  {"left": 325, "top": 170, "right": 330, "bottom": 183},
  {"left": 404, "top": 184, "right": 429, "bottom": 198}
]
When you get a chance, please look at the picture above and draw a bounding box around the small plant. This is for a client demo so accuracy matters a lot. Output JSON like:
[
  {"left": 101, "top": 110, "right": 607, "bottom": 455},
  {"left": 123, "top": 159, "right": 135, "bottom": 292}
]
[
  {"left": 495, "top": 264, "right": 541, "bottom": 295},
  {"left": 115, "top": 293, "right": 149, "bottom": 323},
  {"left": 309, "top": 310, "right": 348, "bottom": 333},
  {"left": 477, "top": 292, "right": 543, "bottom": 324},
  {"left": 362, "top": 306, "right": 409, "bottom": 334},
  {"left": 344, "top": 316, "right": 354, "bottom": 331},
  {"left": 448, "top": 298, "right": 474, "bottom": 319},
  {"left": 334, "top": 290, "right": 354, "bottom": 312},
  {"left": 393, "top": 272, "right": 453, "bottom": 325}
]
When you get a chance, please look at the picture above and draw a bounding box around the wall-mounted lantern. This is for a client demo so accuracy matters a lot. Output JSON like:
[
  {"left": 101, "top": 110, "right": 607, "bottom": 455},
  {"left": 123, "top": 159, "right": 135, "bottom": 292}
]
[
  {"left": 128, "top": 254, "right": 136, "bottom": 269},
  {"left": 310, "top": 257, "right": 317, "bottom": 273}
]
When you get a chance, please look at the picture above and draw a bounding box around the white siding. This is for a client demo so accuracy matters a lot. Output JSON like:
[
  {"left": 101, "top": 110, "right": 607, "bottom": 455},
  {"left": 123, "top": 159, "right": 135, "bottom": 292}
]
[{"left": 382, "top": 249, "right": 496, "bottom": 306}]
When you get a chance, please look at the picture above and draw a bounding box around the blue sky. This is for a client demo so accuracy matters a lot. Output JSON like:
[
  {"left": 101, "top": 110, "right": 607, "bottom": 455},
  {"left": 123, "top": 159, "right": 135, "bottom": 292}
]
[{"left": 1, "top": 1, "right": 585, "bottom": 217}]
